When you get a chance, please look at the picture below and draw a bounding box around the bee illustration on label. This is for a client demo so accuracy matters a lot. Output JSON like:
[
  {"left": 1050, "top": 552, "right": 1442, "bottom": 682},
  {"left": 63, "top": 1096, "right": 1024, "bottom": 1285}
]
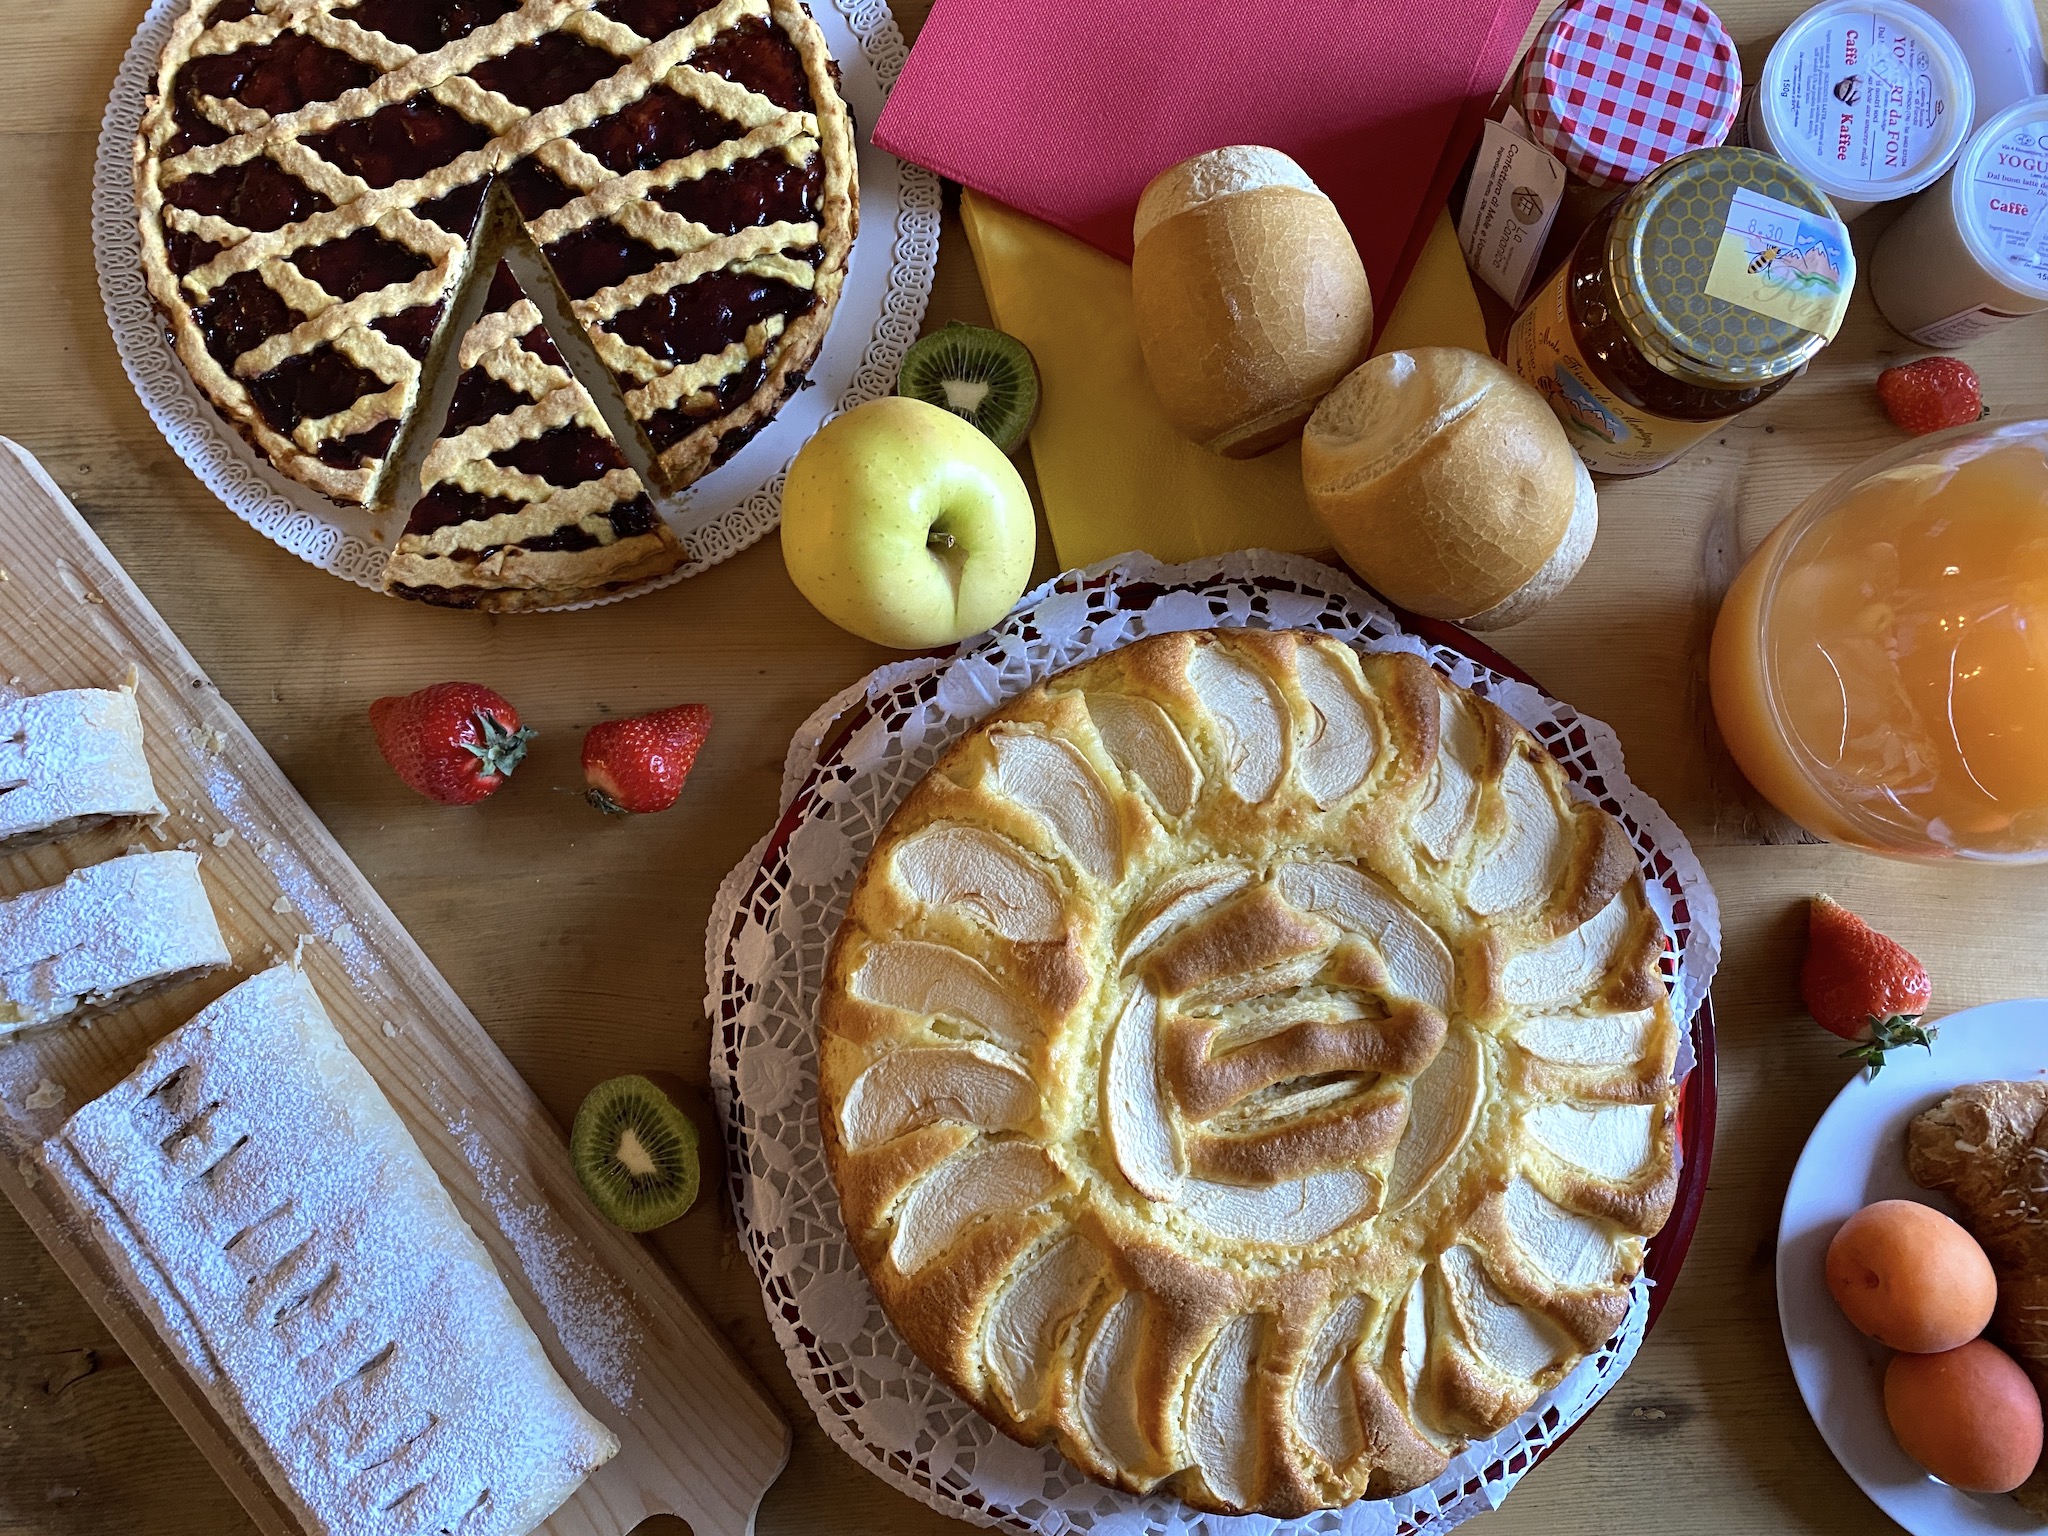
[
  {"left": 1833, "top": 75, "right": 1861, "bottom": 105},
  {"left": 1734, "top": 230, "right": 1844, "bottom": 295}
]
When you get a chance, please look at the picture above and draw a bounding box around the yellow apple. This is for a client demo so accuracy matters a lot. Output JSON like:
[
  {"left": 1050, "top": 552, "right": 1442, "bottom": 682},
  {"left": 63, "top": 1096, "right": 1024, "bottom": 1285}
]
[{"left": 781, "top": 397, "right": 1036, "bottom": 649}]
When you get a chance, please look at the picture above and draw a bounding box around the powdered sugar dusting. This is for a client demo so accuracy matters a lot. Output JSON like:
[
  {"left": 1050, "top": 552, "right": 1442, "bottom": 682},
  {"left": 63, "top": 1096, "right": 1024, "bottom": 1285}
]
[
  {"left": 44, "top": 967, "right": 617, "bottom": 1535},
  {"left": 0, "top": 687, "right": 164, "bottom": 844},
  {"left": 0, "top": 852, "right": 230, "bottom": 1032},
  {"left": 453, "top": 1114, "right": 642, "bottom": 1411},
  {"left": 200, "top": 763, "right": 383, "bottom": 986}
]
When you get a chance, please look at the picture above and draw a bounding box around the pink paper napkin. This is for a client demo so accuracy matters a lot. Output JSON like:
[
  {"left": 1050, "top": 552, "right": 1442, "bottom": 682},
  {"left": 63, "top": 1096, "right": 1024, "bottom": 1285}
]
[{"left": 874, "top": 0, "right": 1541, "bottom": 307}]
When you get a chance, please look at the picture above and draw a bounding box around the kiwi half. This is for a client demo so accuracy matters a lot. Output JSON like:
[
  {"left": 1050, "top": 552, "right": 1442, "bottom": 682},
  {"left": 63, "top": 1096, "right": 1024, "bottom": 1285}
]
[
  {"left": 897, "top": 321, "right": 1040, "bottom": 452},
  {"left": 570, "top": 1075, "right": 700, "bottom": 1232}
]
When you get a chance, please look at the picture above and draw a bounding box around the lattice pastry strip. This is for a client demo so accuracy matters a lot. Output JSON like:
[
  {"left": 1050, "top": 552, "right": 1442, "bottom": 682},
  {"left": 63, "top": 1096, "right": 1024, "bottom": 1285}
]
[
  {"left": 818, "top": 630, "right": 1681, "bottom": 1516},
  {"left": 137, "top": 0, "right": 859, "bottom": 559}
]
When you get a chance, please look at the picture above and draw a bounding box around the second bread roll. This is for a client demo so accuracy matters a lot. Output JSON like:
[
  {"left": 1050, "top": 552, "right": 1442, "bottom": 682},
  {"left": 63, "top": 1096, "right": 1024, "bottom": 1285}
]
[
  {"left": 1132, "top": 146, "right": 1372, "bottom": 457},
  {"left": 1301, "top": 348, "right": 1597, "bottom": 629}
]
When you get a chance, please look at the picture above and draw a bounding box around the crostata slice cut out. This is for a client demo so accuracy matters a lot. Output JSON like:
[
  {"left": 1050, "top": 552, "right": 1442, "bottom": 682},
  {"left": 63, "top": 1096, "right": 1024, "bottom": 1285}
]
[{"left": 382, "top": 185, "right": 684, "bottom": 610}]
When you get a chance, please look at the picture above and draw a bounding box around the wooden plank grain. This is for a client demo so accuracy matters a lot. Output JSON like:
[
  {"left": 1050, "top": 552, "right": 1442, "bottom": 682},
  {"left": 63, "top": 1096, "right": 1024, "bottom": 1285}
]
[{"left": 0, "top": 0, "right": 2045, "bottom": 1531}]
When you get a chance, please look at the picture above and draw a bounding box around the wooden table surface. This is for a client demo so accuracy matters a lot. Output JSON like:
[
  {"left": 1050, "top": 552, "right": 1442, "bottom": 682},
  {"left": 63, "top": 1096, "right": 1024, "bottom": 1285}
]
[{"left": 3, "top": 0, "right": 2047, "bottom": 1531}]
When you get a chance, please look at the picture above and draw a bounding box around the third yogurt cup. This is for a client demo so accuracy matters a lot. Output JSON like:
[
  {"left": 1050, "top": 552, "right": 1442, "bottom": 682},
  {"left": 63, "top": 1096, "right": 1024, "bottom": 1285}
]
[
  {"left": 1746, "top": 0, "right": 1975, "bottom": 218},
  {"left": 1870, "top": 95, "right": 2048, "bottom": 345}
]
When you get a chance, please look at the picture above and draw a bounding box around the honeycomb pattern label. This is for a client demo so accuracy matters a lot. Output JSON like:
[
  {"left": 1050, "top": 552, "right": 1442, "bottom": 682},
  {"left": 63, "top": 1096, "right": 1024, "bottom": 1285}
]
[{"left": 1702, "top": 185, "right": 1852, "bottom": 337}]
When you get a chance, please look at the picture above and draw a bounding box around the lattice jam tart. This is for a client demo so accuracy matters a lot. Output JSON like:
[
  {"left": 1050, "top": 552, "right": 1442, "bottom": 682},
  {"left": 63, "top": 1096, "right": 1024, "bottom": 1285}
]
[
  {"left": 135, "top": 0, "right": 858, "bottom": 607},
  {"left": 819, "top": 630, "right": 1682, "bottom": 1516}
]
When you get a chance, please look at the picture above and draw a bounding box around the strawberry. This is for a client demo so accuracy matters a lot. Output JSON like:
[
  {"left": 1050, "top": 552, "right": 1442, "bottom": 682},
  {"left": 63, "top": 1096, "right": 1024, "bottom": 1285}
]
[
  {"left": 369, "top": 682, "right": 534, "bottom": 806},
  {"left": 583, "top": 704, "right": 711, "bottom": 815},
  {"left": 1876, "top": 357, "right": 1985, "bottom": 436},
  {"left": 1801, "top": 894, "right": 1935, "bottom": 1075}
]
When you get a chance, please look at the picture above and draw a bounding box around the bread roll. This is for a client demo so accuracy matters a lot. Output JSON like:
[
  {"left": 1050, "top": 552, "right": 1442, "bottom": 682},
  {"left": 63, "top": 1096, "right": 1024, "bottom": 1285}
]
[
  {"left": 1301, "top": 348, "right": 1596, "bottom": 629},
  {"left": 1131, "top": 146, "right": 1372, "bottom": 458}
]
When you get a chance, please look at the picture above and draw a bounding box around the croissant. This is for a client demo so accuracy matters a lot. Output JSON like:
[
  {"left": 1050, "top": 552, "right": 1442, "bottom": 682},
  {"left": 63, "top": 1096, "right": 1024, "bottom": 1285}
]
[
  {"left": 819, "top": 628, "right": 1681, "bottom": 1515},
  {"left": 1909, "top": 1081, "right": 2048, "bottom": 1514}
]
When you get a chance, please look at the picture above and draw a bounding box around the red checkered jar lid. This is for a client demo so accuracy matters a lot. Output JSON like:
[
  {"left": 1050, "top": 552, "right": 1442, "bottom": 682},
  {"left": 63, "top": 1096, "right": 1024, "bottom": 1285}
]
[{"left": 1515, "top": 0, "right": 1741, "bottom": 188}]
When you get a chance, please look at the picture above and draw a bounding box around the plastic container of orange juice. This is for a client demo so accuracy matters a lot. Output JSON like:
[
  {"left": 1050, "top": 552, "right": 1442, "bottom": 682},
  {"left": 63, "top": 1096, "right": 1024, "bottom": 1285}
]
[{"left": 1710, "top": 418, "right": 2048, "bottom": 860}]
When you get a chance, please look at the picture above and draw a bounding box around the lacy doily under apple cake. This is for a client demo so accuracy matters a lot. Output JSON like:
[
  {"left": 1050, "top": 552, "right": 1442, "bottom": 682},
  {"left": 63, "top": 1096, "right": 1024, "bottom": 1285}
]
[{"left": 816, "top": 627, "right": 1682, "bottom": 1516}]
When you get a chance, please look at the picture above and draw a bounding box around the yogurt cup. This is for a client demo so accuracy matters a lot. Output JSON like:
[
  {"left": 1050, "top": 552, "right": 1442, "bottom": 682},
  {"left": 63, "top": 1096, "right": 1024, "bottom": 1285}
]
[
  {"left": 1870, "top": 95, "right": 2048, "bottom": 344},
  {"left": 1746, "top": 0, "right": 1975, "bottom": 218}
]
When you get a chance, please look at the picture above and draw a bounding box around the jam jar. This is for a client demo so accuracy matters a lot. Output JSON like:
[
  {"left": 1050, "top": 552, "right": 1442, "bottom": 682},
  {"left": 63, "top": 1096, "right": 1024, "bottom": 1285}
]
[
  {"left": 1460, "top": 0, "right": 1741, "bottom": 311},
  {"left": 1506, "top": 146, "right": 1855, "bottom": 476}
]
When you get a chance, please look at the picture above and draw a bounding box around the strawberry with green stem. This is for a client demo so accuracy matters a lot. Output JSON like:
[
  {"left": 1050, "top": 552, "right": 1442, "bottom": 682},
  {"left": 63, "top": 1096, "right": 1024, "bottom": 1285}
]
[
  {"left": 1801, "top": 895, "right": 1934, "bottom": 1074},
  {"left": 369, "top": 682, "right": 534, "bottom": 806}
]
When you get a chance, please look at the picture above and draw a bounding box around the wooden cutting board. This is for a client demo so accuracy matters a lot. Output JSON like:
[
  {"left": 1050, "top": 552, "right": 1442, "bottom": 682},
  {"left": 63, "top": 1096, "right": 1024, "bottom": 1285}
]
[{"left": 0, "top": 438, "right": 789, "bottom": 1536}]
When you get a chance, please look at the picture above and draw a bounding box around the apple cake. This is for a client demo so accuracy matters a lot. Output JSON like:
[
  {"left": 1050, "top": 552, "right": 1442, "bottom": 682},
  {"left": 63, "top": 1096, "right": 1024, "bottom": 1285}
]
[
  {"left": 135, "top": 0, "right": 858, "bottom": 607},
  {"left": 818, "top": 629, "right": 1682, "bottom": 1516}
]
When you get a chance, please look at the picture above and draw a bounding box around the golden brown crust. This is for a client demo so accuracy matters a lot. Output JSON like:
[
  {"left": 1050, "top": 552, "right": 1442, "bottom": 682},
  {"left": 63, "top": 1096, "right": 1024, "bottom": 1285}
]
[
  {"left": 818, "top": 629, "right": 1681, "bottom": 1513},
  {"left": 382, "top": 526, "right": 685, "bottom": 611}
]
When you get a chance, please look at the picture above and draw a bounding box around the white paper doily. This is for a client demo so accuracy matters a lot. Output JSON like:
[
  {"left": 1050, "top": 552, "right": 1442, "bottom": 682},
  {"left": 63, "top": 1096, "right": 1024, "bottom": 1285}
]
[
  {"left": 93, "top": 0, "right": 940, "bottom": 606},
  {"left": 705, "top": 551, "right": 1721, "bottom": 1536}
]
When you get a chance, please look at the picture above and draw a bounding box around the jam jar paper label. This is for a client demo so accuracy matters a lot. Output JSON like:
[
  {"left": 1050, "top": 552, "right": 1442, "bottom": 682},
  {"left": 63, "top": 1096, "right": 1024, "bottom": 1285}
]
[
  {"left": 1705, "top": 186, "right": 1852, "bottom": 337},
  {"left": 1457, "top": 112, "right": 1567, "bottom": 308}
]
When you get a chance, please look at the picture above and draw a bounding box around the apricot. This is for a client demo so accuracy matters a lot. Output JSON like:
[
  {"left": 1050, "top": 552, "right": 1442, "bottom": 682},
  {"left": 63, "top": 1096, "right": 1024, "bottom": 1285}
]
[
  {"left": 1826, "top": 1200, "right": 1997, "bottom": 1352},
  {"left": 1885, "top": 1339, "right": 2044, "bottom": 1493}
]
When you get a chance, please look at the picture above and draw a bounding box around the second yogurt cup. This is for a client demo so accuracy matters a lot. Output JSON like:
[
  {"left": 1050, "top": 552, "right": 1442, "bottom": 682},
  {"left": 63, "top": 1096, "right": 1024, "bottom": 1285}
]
[{"left": 1745, "top": 0, "right": 1975, "bottom": 218}]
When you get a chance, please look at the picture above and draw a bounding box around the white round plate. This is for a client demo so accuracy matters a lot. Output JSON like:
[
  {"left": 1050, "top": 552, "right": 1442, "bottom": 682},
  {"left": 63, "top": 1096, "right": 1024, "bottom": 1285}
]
[
  {"left": 92, "top": 0, "right": 938, "bottom": 606},
  {"left": 1778, "top": 1000, "right": 2048, "bottom": 1535}
]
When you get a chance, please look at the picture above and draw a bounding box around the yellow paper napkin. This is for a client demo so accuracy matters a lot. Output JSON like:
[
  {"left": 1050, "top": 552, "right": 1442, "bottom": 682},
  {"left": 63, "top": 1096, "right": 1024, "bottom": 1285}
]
[{"left": 960, "top": 190, "right": 1486, "bottom": 568}]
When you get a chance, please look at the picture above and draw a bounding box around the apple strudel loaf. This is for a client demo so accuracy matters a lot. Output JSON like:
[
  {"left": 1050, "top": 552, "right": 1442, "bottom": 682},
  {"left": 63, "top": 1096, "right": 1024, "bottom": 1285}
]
[
  {"left": 42, "top": 965, "right": 618, "bottom": 1536},
  {"left": 0, "top": 685, "right": 166, "bottom": 852},
  {"left": 0, "top": 851, "right": 230, "bottom": 1036},
  {"left": 819, "top": 628, "right": 1680, "bottom": 1516}
]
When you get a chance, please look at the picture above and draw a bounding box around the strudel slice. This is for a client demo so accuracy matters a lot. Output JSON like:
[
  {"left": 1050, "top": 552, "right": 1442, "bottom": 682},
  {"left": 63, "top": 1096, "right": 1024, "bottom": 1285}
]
[
  {"left": 0, "top": 851, "right": 228, "bottom": 1036},
  {"left": 43, "top": 966, "right": 618, "bottom": 1536},
  {"left": 0, "top": 685, "right": 165, "bottom": 851}
]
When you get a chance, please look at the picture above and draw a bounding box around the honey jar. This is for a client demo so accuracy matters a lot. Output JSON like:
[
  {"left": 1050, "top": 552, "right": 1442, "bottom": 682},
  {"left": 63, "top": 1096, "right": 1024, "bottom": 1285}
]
[{"left": 1505, "top": 147, "right": 1855, "bottom": 476}]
